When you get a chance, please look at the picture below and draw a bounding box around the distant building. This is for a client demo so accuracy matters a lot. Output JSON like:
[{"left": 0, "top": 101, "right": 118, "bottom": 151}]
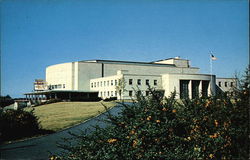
[
  {"left": 216, "top": 78, "right": 237, "bottom": 94},
  {"left": 25, "top": 57, "right": 217, "bottom": 101}
]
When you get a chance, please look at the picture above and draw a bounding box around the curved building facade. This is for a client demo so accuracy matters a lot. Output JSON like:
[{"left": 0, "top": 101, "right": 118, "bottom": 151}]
[{"left": 44, "top": 57, "right": 216, "bottom": 100}]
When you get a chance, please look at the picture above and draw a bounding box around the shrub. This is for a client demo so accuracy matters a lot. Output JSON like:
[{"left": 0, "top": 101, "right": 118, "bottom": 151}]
[
  {"left": 59, "top": 79, "right": 249, "bottom": 159},
  {"left": 0, "top": 109, "right": 41, "bottom": 143},
  {"left": 0, "top": 95, "right": 14, "bottom": 108}
]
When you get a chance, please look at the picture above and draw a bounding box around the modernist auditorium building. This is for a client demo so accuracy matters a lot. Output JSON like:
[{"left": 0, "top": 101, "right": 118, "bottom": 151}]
[{"left": 25, "top": 57, "right": 222, "bottom": 101}]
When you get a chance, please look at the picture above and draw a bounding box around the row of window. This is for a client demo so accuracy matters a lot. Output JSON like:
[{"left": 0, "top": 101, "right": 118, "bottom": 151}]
[
  {"left": 129, "top": 90, "right": 150, "bottom": 96},
  {"left": 218, "top": 81, "right": 234, "bottom": 87},
  {"left": 100, "top": 91, "right": 118, "bottom": 97},
  {"left": 91, "top": 79, "right": 118, "bottom": 88},
  {"left": 129, "top": 79, "right": 158, "bottom": 86},
  {"left": 49, "top": 84, "right": 66, "bottom": 89},
  {"left": 91, "top": 79, "right": 158, "bottom": 88},
  {"left": 99, "top": 90, "right": 151, "bottom": 97}
]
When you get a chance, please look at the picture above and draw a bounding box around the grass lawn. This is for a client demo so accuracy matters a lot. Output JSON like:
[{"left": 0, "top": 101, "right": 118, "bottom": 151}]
[{"left": 25, "top": 101, "right": 116, "bottom": 131}]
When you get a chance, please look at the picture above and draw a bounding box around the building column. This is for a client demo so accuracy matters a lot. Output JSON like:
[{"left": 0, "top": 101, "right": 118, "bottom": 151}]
[
  {"left": 188, "top": 80, "right": 192, "bottom": 99},
  {"left": 208, "top": 81, "right": 212, "bottom": 96},
  {"left": 199, "top": 81, "right": 202, "bottom": 97}
]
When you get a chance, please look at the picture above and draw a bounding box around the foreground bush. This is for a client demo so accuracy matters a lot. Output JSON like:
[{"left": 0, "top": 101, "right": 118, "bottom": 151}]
[
  {"left": 59, "top": 70, "right": 249, "bottom": 159},
  {"left": 0, "top": 109, "right": 41, "bottom": 143}
]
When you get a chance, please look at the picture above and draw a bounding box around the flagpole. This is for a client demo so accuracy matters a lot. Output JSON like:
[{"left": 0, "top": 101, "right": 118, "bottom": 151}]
[{"left": 210, "top": 53, "right": 213, "bottom": 96}]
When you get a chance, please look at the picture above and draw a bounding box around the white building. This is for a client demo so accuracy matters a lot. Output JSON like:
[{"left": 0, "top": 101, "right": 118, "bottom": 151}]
[
  {"left": 216, "top": 78, "right": 237, "bottom": 94},
  {"left": 37, "top": 57, "right": 215, "bottom": 100}
]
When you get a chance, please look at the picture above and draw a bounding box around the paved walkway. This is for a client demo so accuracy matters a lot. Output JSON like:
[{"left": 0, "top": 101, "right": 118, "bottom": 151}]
[{"left": 0, "top": 104, "right": 124, "bottom": 160}]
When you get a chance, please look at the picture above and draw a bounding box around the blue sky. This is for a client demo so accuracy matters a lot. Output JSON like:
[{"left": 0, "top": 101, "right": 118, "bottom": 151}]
[{"left": 1, "top": 0, "right": 249, "bottom": 98}]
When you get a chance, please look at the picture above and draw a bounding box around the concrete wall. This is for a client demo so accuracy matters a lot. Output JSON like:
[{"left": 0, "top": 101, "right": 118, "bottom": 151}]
[
  {"left": 216, "top": 78, "right": 237, "bottom": 92},
  {"left": 103, "top": 63, "right": 199, "bottom": 77},
  {"left": 46, "top": 62, "right": 74, "bottom": 90},
  {"left": 77, "top": 62, "right": 102, "bottom": 91},
  {"left": 162, "top": 74, "right": 216, "bottom": 99},
  {"left": 90, "top": 71, "right": 162, "bottom": 99},
  {"left": 46, "top": 60, "right": 200, "bottom": 93}
]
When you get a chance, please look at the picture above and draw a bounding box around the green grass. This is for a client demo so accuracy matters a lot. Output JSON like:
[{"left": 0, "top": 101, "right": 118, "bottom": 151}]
[{"left": 25, "top": 101, "right": 116, "bottom": 131}]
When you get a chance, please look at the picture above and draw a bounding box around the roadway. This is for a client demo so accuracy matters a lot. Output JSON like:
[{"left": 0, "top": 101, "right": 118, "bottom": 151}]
[{"left": 0, "top": 104, "right": 124, "bottom": 160}]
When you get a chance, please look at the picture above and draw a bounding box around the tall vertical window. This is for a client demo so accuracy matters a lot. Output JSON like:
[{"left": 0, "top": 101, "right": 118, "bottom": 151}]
[
  {"left": 115, "top": 80, "right": 118, "bottom": 85},
  {"left": 192, "top": 80, "right": 200, "bottom": 99},
  {"left": 107, "top": 81, "right": 109, "bottom": 86},
  {"left": 97, "top": 82, "right": 99, "bottom": 87},
  {"left": 146, "top": 79, "right": 149, "bottom": 85},
  {"left": 115, "top": 91, "right": 117, "bottom": 96},
  {"left": 202, "top": 81, "right": 209, "bottom": 97},
  {"left": 111, "top": 80, "right": 113, "bottom": 86},
  {"left": 230, "top": 82, "right": 233, "bottom": 87},
  {"left": 107, "top": 91, "right": 110, "bottom": 96},
  {"left": 137, "top": 79, "right": 141, "bottom": 85},
  {"left": 94, "top": 82, "right": 96, "bottom": 87},
  {"left": 154, "top": 80, "right": 157, "bottom": 86},
  {"left": 91, "top": 83, "right": 93, "bottom": 88},
  {"left": 225, "top": 82, "right": 228, "bottom": 87},
  {"left": 137, "top": 91, "right": 142, "bottom": 95},
  {"left": 100, "top": 81, "right": 102, "bottom": 87},
  {"left": 63, "top": 84, "right": 65, "bottom": 88},
  {"left": 100, "top": 92, "right": 102, "bottom": 97},
  {"left": 218, "top": 81, "right": 221, "bottom": 87},
  {"left": 104, "top": 81, "right": 106, "bottom": 86},
  {"left": 129, "top": 90, "right": 133, "bottom": 96},
  {"left": 180, "top": 80, "right": 189, "bottom": 99},
  {"left": 111, "top": 91, "right": 113, "bottom": 96},
  {"left": 129, "top": 79, "right": 133, "bottom": 85}
]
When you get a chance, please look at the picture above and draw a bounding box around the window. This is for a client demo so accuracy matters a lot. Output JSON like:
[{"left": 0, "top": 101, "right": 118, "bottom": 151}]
[
  {"left": 100, "top": 81, "right": 102, "bottom": 87},
  {"left": 115, "top": 80, "right": 118, "bottom": 85},
  {"left": 218, "top": 81, "right": 221, "bottom": 87},
  {"left": 100, "top": 92, "right": 102, "bottom": 97},
  {"left": 94, "top": 82, "right": 96, "bottom": 87},
  {"left": 137, "top": 79, "right": 141, "bottom": 85},
  {"left": 129, "top": 90, "right": 133, "bottom": 96},
  {"left": 58, "top": 84, "right": 62, "bottom": 89},
  {"left": 154, "top": 80, "right": 157, "bottom": 86},
  {"left": 192, "top": 80, "right": 200, "bottom": 99},
  {"left": 137, "top": 91, "right": 142, "bottom": 95},
  {"left": 104, "top": 91, "right": 106, "bottom": 96},
  {"left": 230, "top": 82, "right": 234, "bottom": 87},
  {"left": 107, "top": 91, "right": 110, "bottom": 96},
  {"left": 111, "top": 80, "right": 113, "bottom": 86},
  {"left": 63, "top": 84, "right": 65, "bottom": 88},
  {"left": 146, "top": 79, "right": 149, "bottom": 85},
  {"left": 107, "top": 81, "right": 109, "bottom": 86},
  {"left": 115, "top": 91, "right": 117, "bottom": 96},
  {"left": 146, "top": 91, "right": 150, "bottom": 96},
  {"left": 111, "top": 91, "right": 113, "bottom": 96},
  {"left": 180, "top": 80, "right": 189, "bottom": 99},
  {"left": 129, "top": 79, "right": 133, "bottom": 85},
  {"left": 97, "top": 82, "right": 99, "bottom": 87},
  {"left": 104, "top": 81, "right": 106, "bottom": 86},
  {"left": 225, "top": 82, "right": 228, "bottom": 87}
]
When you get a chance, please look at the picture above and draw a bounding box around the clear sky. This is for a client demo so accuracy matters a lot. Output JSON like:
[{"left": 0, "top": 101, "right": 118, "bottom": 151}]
[{"left": 1, "top": 0, "right": 249, "bottom": 98}]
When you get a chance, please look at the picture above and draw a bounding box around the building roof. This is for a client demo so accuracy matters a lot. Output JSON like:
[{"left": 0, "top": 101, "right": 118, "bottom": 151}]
[{"left": 79, "top": 59, "right": 176, "bottom": 67}]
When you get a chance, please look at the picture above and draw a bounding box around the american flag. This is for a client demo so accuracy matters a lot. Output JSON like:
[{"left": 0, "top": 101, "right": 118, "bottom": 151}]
[{"left": 211, "top": 54, "right": 217, "bottom": 60}]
